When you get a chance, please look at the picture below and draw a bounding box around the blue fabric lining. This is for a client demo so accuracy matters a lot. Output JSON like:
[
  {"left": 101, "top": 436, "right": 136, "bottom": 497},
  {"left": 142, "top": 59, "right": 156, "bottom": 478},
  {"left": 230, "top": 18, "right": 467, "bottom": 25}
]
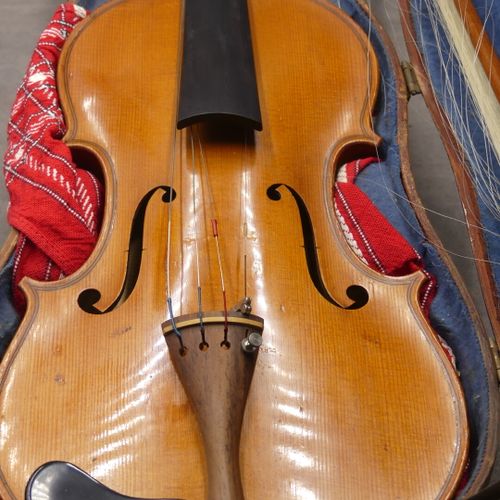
[
  {"left": 0, "top": 256, "right": 19, "bottom": 358},
  {"left": 77, "top": 0, "right": 102, "bottom": 10},
  {"left": 0, "top": 0, "right": 493, "bottom": 495}
]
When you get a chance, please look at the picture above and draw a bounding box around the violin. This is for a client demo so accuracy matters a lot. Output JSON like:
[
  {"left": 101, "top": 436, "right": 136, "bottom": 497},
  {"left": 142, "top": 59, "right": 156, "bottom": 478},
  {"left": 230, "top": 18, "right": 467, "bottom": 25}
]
[{"left": 0, "top": 0, "right": 468, "bottom": 498}]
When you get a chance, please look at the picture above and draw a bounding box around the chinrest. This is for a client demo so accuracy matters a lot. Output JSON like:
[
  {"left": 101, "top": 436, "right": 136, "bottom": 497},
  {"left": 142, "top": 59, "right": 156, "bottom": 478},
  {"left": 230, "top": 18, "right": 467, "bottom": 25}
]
[{"left": 26, "top": 462, "right": 181, "bottom": 500}]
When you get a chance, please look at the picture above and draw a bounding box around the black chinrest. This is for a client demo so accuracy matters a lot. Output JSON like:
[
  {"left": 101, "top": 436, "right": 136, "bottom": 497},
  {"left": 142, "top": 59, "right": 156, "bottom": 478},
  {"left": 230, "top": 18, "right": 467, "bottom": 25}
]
[{"left": 26, "top": 461, "right": 183, "bottom": 500}]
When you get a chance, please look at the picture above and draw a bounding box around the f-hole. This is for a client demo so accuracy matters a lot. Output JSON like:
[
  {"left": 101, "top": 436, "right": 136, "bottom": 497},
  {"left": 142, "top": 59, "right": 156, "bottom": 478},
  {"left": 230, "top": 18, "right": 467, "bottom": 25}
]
[
  {"left": 78, "top": 185, "right": 176, "bottom": 314},
  {"left": 267, "top": 183, "right": 368, "bottom": 310}
]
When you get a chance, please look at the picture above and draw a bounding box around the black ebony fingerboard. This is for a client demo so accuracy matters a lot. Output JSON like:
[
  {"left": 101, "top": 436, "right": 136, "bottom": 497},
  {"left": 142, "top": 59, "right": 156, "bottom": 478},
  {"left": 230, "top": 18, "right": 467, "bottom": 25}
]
[{"left": 177, "top": 0, "right": 262, "bottom": 130}]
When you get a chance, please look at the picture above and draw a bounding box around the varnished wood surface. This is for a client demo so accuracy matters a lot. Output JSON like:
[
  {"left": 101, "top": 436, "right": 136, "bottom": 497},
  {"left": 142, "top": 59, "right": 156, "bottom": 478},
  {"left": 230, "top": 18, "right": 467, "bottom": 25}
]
[{"left": 0, "top": 0, "right": 468, "bottom": 498}]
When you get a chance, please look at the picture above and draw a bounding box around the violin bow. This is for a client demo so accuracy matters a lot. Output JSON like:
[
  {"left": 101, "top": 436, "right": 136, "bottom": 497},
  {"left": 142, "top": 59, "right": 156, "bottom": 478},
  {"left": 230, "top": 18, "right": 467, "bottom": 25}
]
[{"left": 434, "top": 0, "right": 500, "bottom": 167}]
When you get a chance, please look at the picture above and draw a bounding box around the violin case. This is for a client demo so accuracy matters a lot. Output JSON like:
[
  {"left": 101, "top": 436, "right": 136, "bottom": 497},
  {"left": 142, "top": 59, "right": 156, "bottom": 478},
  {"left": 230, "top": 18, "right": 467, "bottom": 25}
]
[{"left": 0, "top": 0, "right": 498, "bottom": 498}]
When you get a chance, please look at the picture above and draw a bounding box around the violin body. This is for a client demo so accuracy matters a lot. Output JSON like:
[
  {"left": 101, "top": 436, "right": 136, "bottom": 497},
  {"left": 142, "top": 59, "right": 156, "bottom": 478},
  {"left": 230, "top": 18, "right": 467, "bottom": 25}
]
[{"left": 0, "top": 0, "right": 468, "bottom": 498}]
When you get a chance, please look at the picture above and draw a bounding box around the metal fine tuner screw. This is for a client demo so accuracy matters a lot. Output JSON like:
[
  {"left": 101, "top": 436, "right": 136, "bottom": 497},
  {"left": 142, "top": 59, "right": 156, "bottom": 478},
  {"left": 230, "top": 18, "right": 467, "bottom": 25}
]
[{"left": 241, "top": 332, "right": 263, "bottom": 353}]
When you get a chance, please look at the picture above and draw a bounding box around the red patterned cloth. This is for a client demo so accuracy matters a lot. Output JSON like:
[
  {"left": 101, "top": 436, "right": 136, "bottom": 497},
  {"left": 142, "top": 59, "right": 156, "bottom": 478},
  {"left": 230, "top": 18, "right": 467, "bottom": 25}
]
[{"left": 3, "top": 3, "right": 100, "bottom": 314}]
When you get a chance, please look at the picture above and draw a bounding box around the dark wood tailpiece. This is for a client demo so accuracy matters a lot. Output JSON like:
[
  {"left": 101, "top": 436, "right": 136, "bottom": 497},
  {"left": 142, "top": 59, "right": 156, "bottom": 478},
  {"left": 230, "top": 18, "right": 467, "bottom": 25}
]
[
  {"left": 177, "top": 0, "right": 262, "bottom": 130},
  {"left": 163, "top": 311, "right": 264, "bottom": 500}
]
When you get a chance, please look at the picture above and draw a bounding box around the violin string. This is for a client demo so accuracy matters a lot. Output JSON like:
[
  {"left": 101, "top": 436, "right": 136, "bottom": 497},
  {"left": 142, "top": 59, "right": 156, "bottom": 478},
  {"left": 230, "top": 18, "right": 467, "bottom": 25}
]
[
  {"left": 189, "top": 127, "right": 207, "bottom": 346},
  {"left": 211, "top": 218, "right": 229, "bottom": 341},
  {"left": 165, "top": 128, "right": 184, "bottom": 348},
  {"left": 165, "top": 133, "right": 176, "bottom": 305},
  {"left": 244, "top": 254, "right": 248, "bottom": 299},
  {"left": 242, "top": 130, "right": 249, "bottom": 300},
  {"left": 195, "top": 128, "right": 230, "bottom": 342}
]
